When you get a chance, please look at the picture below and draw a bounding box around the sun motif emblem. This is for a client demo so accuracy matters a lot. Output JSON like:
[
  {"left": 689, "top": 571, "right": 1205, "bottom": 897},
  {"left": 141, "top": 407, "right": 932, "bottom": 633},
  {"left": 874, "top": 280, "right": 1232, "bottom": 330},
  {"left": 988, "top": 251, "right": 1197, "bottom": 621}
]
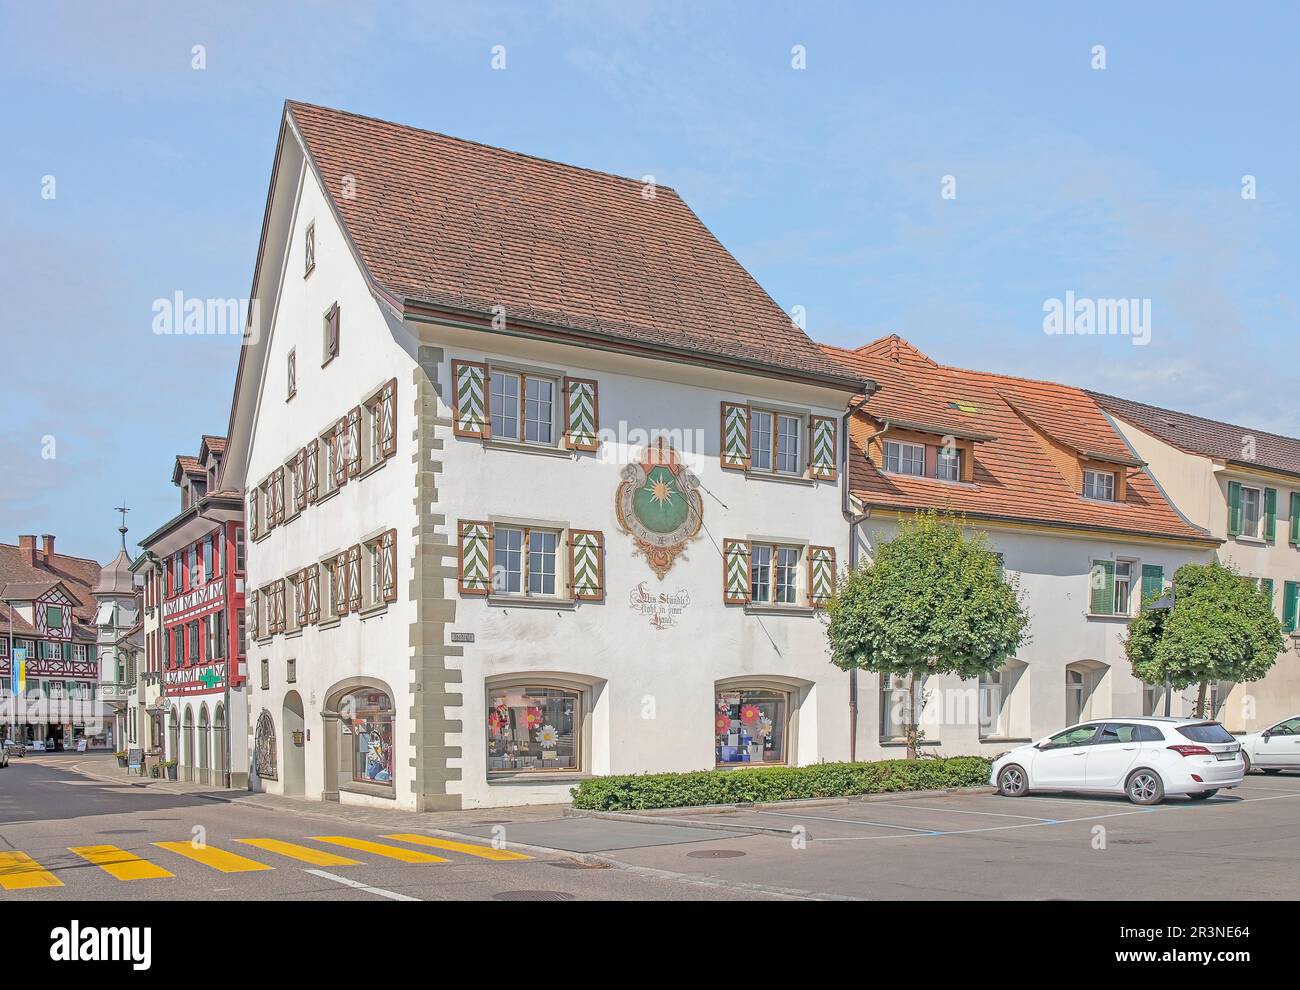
[{"left": 644, "top": 475, "right": 677, "bottom": 507}]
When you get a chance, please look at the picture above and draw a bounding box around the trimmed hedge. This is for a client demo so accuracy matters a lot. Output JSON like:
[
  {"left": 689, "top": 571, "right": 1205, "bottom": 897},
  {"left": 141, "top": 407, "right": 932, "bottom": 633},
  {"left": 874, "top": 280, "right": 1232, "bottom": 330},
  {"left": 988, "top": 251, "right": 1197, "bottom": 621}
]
[{"left": 570, "top": 756, "right": 991, "bottom": 812}]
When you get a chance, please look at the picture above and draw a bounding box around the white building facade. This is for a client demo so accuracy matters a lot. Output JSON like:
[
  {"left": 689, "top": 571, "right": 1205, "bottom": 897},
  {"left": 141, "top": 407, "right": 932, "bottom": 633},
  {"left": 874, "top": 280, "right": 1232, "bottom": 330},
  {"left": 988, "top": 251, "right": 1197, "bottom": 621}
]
[{"left": 223, "top": 103, "right": 868, "bottom": 810}]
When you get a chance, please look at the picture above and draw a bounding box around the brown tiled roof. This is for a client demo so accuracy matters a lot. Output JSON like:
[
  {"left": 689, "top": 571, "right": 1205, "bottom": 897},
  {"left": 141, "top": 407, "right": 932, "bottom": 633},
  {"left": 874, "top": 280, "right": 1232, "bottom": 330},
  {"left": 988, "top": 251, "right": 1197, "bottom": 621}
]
[
  {"left": 0, "top": 542, "right": 102, "bottom": 626},
  {"left": 175, "top": 455, "right": 203, "bottom": 476},
  {"left": 1091, "top": 391, "right": 1300, "bottom": 478},
  {"left": 286, "top": 101, "right": 862, "bottom": 388},
  {"left": 201, "top": 435, "right": 227, "bottom": 455},
  {"left": 823, "top": 340, "right": 1218, "bottom": 545}
]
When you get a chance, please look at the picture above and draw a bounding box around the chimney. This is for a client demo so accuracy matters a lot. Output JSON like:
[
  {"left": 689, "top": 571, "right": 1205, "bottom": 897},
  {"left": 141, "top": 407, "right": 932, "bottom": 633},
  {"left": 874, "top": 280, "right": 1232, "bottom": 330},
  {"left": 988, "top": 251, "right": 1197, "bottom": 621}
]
[
  {"left": 41, "top": 534, "right": 56, "bottom": 563},
  {"left": 18, "top": 535, "right": 37, "bottom": 567}
]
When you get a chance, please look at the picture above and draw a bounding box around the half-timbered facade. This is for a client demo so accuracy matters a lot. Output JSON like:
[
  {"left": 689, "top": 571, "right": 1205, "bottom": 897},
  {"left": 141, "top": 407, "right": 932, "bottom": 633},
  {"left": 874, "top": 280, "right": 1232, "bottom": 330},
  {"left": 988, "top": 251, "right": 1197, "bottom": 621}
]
[
  {"left": 0, "top": 534, "right": 105, "bottom": 749},
  {"left": 138, "top": 436, "right": 249, "bottom": 786},
  {"left": 223, "top": 102, "right": 868, "bottom": 809}
]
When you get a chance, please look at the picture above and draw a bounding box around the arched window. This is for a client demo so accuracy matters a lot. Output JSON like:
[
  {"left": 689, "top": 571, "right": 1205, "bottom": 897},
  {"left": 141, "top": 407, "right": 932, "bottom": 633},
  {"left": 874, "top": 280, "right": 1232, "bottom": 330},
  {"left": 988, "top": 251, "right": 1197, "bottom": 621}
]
[
  {"left": 486, "top": 686, "right": 579, "bottom": 774},
  {"left": 716, "top": 687, "right": 788, "bottom": 765},
  {"left": 339, "top": 689, "right": 393, "bottom": 783},
  {"left": 254, "top": 710, "right": 278, "bottom": 780}
]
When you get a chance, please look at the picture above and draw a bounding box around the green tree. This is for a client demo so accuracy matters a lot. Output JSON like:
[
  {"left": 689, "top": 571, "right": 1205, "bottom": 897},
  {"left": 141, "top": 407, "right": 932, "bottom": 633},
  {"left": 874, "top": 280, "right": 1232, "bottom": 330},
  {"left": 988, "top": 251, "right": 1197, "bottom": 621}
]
[
  {"left": 1125, "top": 561, "right": 1283, "bottom": 718},
  {"left": 825, "top": 510, "right": 1030, "bottom": 756}
]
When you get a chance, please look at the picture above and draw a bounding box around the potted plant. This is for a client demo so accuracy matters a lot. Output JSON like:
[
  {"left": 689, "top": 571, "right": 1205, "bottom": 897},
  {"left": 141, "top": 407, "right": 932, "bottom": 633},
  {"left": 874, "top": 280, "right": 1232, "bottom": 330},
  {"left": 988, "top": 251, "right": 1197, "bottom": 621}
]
[
  {"left": 162, "top": 759, "right": 178, "bottom": 781},
  {"left": 115, "top": 750, "right": 127, "bottom": 768},
  {"left": 150, "top": 764, "right": 161, "bottom": 778}
]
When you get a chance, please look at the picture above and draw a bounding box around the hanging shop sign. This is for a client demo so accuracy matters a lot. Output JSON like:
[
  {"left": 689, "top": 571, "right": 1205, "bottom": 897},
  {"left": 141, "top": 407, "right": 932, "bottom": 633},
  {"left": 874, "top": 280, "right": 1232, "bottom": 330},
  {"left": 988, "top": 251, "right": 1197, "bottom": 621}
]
[{"left": 616, "top": 439, "right": 703, "bottom": 580}]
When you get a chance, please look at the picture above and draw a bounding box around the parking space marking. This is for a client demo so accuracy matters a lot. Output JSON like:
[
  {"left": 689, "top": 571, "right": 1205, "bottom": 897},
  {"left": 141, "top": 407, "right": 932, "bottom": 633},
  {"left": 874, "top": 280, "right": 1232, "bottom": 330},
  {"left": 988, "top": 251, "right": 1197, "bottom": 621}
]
[
  {"left": 809, "top": 806, "right": 1163, "bottom": 842},
  {"left": 753, "top": 810, "right": 942, "bottom": 834},
  {"left": 847, "top": 803, "right": 1059, "bottom": 822}
]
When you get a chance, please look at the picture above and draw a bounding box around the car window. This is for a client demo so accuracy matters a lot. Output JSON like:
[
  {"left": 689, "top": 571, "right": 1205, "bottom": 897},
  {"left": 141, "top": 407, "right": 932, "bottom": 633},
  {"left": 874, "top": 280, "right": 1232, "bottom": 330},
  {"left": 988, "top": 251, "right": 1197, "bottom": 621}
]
[
  {"left": 1134, "top": 725, "right": 1165, "bottom": 742},
  {"left": 1271, "top": 718, "right": 1300, "bottom": 735},
  {"left": 1098, "top": 723, "right": 1142, "bottom": 744},
  {"left": 1176, "top": 722, "right": 1235, "bottom": 744},
  {"left": 1049, "top": 725, "right": 1099, "bottom": 748}
]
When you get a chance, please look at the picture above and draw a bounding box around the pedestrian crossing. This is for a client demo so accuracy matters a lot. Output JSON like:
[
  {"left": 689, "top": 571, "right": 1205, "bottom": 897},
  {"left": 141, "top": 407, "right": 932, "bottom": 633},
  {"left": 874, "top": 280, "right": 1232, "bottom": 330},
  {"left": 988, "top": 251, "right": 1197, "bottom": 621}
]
[{"left": 0, "top": 833, "right": 529, "bottom": 890}]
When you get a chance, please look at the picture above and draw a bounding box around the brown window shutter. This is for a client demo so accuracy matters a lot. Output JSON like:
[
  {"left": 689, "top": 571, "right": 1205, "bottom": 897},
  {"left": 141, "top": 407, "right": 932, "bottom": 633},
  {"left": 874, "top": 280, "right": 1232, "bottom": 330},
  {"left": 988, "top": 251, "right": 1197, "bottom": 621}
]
[
  {"left": 333, "top": 556, "right": 349, "bottom": 616},
  {"left": 295, "top": 449, "right": 308, "bottom": 511},
  {"left": 305, "top": 564, "right": 319, "bottom": 625},
  {"left": 346, "top": 406, "right": 362, "bottom": 476},
  {"left": 249, "top": 589, "right": 259, "bottom": 639},
  {"left": 332, "top": 418, "right": 349, "bottom": 488},
  {"left": 305, "top": 439, "right": 319, "bottom": 503},
  {"left": 248, "top": 489, "right": 259, "bottom": 541},
  {"left": 325, "top": 303, "right": 339, "bottom": 360},
  {"left": 347, "top": 544, "right": 362, "bottom": 612},
  {"left": 381, "top": 529, "right": 398, "bottom": 603},
  {"left": 379, "top": 378, "right": 398, "bottom": 458},
  {"left": 273, "top": 468, "right": 285, "bottom": 524}
]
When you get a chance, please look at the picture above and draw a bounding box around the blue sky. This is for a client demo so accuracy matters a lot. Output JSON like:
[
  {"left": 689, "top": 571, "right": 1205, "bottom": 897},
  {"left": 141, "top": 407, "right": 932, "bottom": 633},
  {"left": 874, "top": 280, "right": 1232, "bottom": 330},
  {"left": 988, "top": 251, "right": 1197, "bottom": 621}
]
[{"left": 2, "top": 1, "right": 1296, "bottom": 563}]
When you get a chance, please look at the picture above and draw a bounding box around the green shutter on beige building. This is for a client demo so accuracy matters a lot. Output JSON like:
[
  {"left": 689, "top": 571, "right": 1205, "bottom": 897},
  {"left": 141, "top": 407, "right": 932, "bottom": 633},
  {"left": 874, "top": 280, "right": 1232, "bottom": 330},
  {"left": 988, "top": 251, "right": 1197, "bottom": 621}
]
[
  {"left": 1227, "top": 481, "right": 1242, "bottom": 536},
  {"left": 1283, "top": 581, "right": 1300, "bottom": 634},
  {"left": 1140, "top": 564, "right": 1164, "bottom": 606},
  {"left": 1264, "top": 488, "right": 1278, "bottom": 542},
  {"left": 1090, "top": 560, "right": 1115, "bottom": 615}
]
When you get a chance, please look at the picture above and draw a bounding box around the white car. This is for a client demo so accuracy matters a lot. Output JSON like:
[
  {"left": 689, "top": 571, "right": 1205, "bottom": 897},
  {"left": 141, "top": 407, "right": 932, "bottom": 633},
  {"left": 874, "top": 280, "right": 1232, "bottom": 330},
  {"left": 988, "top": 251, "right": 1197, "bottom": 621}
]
[
  {"left": 1238, "top": 715, "right": 1300, "bottom": 775},
  {"left": 990, "top": 717, "right": 1244, "bottom": 805}
]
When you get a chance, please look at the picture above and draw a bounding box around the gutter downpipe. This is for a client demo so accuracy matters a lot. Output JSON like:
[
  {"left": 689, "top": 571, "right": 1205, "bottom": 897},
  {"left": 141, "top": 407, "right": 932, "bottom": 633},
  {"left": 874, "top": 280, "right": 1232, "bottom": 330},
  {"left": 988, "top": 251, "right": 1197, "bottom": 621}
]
[{"left": 842, "top": 394, "right": 882, "bottom": 763}]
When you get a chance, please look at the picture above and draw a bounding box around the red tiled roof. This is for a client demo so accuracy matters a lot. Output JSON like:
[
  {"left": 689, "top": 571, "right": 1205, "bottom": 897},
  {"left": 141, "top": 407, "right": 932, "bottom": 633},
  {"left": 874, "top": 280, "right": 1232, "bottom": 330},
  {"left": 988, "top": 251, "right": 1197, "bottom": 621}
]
[
  {"left": 0, "top": 542, "right": 102, "bottom": 626},
  {"left": 822, "top": 339, "right": 1217, "bottom": 545},
  {"left": 201, "top": 435, "right": 227, "bottom": 455},
  {"left": 175, "top": 455, "right": 203, "bottom": 475},
  {"left": 286, "top": 101, "right": 862, "bottom": 388},
  {"left": 1091, "top": 391, "right": 1300, "bottom": 478}
]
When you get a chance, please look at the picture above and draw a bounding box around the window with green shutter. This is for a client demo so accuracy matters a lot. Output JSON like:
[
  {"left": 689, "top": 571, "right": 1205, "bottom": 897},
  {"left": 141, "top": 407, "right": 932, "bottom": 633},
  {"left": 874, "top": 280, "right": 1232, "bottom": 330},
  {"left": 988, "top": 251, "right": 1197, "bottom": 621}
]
[
  {"left": 1090, "top": 560, "right": 1115, "bottom": 615},
  {"left": 1290, "top": 493, "right": 1300, "bottom": 546},
  {"left": 1140, "top": 564, "right": 1164, "bottom": 606},
  {"left": 1227, "top": 481, "right": 1242, "bottom": 536},
  {"left": 1264, "top": 488, "right": 1278, "bottom": 542},
  {"left": 1283, "top": 581, "right": 1300, "bottom": 634}
]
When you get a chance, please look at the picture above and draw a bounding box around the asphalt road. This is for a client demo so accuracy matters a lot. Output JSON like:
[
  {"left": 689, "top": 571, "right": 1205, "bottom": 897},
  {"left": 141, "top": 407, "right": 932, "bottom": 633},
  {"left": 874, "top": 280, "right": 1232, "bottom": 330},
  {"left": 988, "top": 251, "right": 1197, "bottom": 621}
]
[
  {"left": 5, "top": 756, "right": 1297, "bottom": 901},
  {"left": 0, "top": 758, "right": 753, "bottom": 901}
]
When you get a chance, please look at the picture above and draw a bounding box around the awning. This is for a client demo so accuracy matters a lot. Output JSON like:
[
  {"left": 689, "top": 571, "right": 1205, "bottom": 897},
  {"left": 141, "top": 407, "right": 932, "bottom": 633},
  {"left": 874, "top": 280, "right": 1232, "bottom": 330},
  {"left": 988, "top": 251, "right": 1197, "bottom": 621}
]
[{"left": 94, "top": 602, "right": 115, "bottom": 627}]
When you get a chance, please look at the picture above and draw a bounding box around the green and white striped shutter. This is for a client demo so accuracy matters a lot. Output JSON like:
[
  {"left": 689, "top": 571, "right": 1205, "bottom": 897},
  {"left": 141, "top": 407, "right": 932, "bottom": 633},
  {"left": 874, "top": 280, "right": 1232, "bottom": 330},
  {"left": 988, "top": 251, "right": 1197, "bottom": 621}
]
[
  {"left": 809, "top": 416, "right": 837, "bottom": 480},
  {"left": 722, "top": 539, "right": 751, "bottom": 604},
  {"left": 1140, "top": 564, "right": 1164, "bottom": 606},
  {"left": 1227, "top": 481, "right": 1242, "bottom": 536},
  {"left": 452, "top": 361, "right": 489, "bottom": 437},
  {"left": 568, "top": 529, "right": 604, "bottom": 600},
  {"left": 808, "top": 546, "right": 836, "bottom": 607},
  {"left": 1264, "top": 488, "right": 1278, "bottom": 542},
  {"left": 564, "top": 377, "right": 599, "bottom": 451},
  {"left": 720, "top": 402, "right": 750, "bottom": 471},
  {"left": 1089, "top": 560, "right": 1115, "bottom": 615},
  {"left": 1283, "top": 581, "right": 1300, "bottom": 634},
  {"left": 1290, "top": 492, "right": 1300, "bottom": 545},
  {"left": 458, "top": 520, "right": 493, "bottom": 595}
]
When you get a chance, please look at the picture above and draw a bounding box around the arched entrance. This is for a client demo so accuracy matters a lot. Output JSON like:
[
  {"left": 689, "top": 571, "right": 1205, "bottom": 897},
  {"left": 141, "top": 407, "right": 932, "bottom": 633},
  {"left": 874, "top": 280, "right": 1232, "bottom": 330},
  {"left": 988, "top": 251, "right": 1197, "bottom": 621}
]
[
  {"left": 254, "top": 710, "right": 278, "bottom": 784},
  {"left": 1066, "top": 660, "right": 1110, "bottom": 725},
  {"left": 322, "top": 678, "right": 396, "bottom": 800},
  {"left": 182, "top": 707, "right": 195, "bottom": 782},
  {"left": 168, "top": 705, "right": 179, "bottom": 762},
  {"left": 198, "top": 705, "right": 211, "bottom": 785},
  {"left": 282, "top": 691, "right": 306, "bottom": 796},
  {"left": 213, "top": 704, "right": 228, "bottom": 786}
]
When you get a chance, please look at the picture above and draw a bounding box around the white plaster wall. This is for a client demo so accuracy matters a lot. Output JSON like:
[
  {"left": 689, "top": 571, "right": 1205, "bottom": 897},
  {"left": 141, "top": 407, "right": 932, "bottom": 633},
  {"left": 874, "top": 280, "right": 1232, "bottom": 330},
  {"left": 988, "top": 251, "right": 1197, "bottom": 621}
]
[
  {"left": 432, "top": 330, "right": 853, "bottom": 808},
  {"left": 850, "top": 517, "right": 1210, "bottom": 759},
  {"left": 242, "top": 161, "right": 421, "bottom": 808}
]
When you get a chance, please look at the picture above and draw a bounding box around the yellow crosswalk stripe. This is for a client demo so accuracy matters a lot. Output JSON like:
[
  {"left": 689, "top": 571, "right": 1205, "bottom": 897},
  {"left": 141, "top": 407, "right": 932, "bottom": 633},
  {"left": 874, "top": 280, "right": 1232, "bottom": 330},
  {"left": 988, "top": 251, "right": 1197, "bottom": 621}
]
[
  {"left": 69, "top": 845, "right": 173, "bottom": 881},
  {"left": 0, "top": 851, "right": 62, "bottom": 889},
  {"left": 310, "top": 836, "right": 448, "bottom": 863},
  {"left": 382, "top": 833, "right": 530, "bottom": 861},
  {"left": 153, "top": 841, "right": 273, "bottom": 873},
  {"left": 236, "top": 838, "right": 361, "bottom": 867}
]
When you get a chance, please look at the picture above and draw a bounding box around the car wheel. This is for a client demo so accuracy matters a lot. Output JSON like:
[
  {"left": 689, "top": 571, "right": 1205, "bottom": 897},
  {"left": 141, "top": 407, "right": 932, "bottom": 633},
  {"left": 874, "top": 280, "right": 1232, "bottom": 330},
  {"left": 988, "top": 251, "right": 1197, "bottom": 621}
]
[
  {"left": 1262, "top": 768, "right": 1283, "bottom": 775},
  {"left": 1125, "top": 769, "right": 1165, "bottom": 805},
  {"left": 997, "top": 764, "right": 1029, "bottom": 797},
  {"left": 1188, "top": 789, "right": 1218, "bottom": 800}
]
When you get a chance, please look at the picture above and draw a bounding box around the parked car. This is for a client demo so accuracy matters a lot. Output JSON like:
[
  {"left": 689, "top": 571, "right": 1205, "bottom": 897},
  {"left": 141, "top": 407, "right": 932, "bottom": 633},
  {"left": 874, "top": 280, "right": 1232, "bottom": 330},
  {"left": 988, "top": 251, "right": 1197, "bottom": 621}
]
[
  {"left": 1238, "top": 715, "right": 1300, "bottom": 774},
  {"left": 990, "top": 717, "right": 1244, "bottom": 805},
  {"left": 2, "top": 739, "right": 23, "bottom": 760},
  {"left": 0, "top": 744, "right": 7, "bottom": 768}
]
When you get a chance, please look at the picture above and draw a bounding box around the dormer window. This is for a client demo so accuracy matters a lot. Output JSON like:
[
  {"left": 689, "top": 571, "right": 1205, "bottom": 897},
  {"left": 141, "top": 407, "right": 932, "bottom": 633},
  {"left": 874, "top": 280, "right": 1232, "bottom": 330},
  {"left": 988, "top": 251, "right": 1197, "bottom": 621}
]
[
  {"left": 935, "top": 447, "right": 962, "bottom": 482},
  {"left": 884, "top": 440, "right": 925, "bottom": 477},
  {"left": 1082, "top": 469, "right": 1115, "bottom": 501}
]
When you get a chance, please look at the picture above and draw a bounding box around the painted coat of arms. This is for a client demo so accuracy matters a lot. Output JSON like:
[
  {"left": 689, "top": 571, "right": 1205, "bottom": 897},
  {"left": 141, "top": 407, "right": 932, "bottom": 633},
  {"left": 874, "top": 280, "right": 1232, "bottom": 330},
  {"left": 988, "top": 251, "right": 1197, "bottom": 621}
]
[{"left": 616, "top": 438, "right": 704, "bottom": 579}]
